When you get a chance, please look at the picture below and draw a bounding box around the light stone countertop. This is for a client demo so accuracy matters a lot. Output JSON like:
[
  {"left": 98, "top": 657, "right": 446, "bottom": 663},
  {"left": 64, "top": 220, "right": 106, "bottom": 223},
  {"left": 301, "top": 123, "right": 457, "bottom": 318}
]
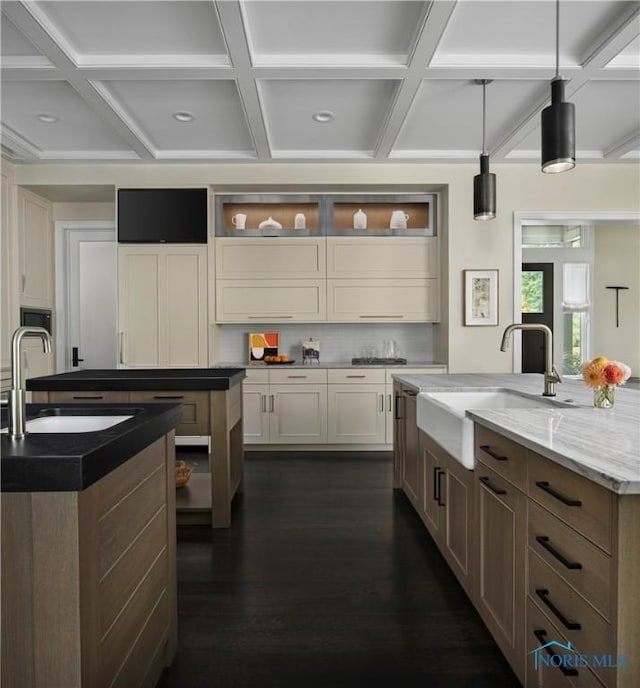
[{"left": 392, "top": 373, "right": 640, "bottom": 495}]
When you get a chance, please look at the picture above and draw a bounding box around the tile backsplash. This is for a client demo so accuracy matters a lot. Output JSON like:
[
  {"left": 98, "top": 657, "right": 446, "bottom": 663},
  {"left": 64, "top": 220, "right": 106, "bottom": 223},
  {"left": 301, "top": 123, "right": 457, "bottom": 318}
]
[{"left": 219, "top": 323, "right": 435, "bottom": 363}]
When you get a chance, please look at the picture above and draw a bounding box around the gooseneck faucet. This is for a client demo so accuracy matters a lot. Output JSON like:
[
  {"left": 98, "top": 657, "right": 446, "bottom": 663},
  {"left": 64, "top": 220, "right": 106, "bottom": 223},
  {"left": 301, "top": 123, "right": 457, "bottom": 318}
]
[
  {"left": 500, "top": 323, "right": 562, "bottom": 397},
  {"left": 5, "top": 326, "right": 52, "bottom": 440}
]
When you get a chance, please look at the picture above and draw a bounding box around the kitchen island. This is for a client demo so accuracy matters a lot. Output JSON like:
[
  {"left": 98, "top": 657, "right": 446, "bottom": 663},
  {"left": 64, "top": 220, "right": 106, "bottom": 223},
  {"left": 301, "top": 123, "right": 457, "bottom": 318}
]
[
  {"left": 27, "top": 367, "right": 246, "bottom": 528},
  {"left": 392, "top": 373, "right": 639, "bottom": 687},
  {"left": 1, "top": 401, "right": 182, "bottom": 688}
]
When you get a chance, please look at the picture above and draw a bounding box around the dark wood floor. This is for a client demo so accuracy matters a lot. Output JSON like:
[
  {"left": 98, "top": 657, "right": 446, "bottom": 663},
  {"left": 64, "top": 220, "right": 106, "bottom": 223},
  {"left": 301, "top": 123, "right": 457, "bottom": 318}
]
[{"left": 158, "top": 450, "right": 521, "bottom": 688}]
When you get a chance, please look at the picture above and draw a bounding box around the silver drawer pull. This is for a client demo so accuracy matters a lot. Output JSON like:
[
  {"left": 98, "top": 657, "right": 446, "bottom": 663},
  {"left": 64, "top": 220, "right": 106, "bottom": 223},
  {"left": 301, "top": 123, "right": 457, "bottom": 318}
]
[
  {"left": 287, "top": 375, "right": 307, "bottom": 379},
  {"left": 346, "top": 375, "right": 366, "bottom": 378},
  {"left": 248, "top": 315, "right": 293, "bottom": 319},
  {"left": 358, "top": 315, "right": 403, "bottom": 319}
]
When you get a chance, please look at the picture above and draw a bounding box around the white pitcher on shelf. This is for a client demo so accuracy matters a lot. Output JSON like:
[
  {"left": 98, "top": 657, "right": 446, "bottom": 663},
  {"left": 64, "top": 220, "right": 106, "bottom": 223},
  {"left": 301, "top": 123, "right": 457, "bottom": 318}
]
[{"left": 353, "top": 208, "right": 367, "bottom": 229}]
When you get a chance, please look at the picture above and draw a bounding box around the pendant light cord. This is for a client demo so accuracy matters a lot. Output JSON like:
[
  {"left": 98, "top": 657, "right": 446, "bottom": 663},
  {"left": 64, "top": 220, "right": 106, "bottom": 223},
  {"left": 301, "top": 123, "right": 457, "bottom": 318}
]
[
  {"left": 555, "top": 0, "right": 560, "bottom": 78},
  {"left": 482, "top": 80, "right": 487, "bottom": 155}
]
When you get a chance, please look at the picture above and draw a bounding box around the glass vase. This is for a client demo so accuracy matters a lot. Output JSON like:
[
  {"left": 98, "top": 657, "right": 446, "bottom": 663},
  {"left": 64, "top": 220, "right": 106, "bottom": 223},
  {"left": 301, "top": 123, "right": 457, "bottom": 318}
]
[{"left": 593, "top": 385, "right": 615, "bottom": 409}]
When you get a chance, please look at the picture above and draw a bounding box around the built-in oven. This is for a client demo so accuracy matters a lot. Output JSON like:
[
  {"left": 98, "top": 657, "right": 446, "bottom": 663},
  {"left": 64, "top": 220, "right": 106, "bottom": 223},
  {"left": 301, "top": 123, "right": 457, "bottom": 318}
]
[{"left": 20, "top": 307, "right": 52, "bottom": 335}]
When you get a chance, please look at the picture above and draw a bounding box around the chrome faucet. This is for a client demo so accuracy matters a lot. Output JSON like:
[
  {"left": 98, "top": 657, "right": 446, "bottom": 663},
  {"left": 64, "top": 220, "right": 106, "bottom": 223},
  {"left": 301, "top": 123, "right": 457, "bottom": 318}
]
[
  {"left": 4, "top": 326, "right": 52, "bottom": 440},
  {"left": 500, "top": 323, "right": 562, "bottom": 397}
]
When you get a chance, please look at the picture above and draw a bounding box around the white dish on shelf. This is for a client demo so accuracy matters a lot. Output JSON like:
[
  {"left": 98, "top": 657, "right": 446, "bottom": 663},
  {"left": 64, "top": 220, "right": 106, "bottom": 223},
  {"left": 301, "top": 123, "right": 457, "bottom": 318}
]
[{"left": 258, "top": 216, "right": 283, "bottom": 229}]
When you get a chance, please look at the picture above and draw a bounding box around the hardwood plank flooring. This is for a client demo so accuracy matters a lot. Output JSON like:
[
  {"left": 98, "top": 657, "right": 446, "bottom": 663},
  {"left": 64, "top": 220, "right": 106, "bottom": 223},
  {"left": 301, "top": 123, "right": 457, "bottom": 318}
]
[{"left": 158, "top": 450, "right": 520, "bottom": 688}]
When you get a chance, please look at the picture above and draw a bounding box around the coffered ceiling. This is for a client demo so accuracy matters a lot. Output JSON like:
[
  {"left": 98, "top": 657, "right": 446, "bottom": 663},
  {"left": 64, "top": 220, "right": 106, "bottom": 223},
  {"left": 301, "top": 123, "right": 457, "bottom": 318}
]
[{"left": 1, "top": 0, "right": 639, "bottom": 165}]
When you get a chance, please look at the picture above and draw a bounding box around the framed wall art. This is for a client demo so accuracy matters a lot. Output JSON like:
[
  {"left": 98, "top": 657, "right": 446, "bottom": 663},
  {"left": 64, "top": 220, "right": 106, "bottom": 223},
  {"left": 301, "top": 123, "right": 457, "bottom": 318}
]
[{"left": 464, "top": 269, "right": 499, "bottom": 326}]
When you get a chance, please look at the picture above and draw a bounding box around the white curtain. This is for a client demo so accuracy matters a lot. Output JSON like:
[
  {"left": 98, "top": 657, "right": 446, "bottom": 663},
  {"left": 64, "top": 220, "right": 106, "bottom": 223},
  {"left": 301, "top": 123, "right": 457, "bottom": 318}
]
[{"left": 562, "top": 262, "right": 590, "bottom": 312}]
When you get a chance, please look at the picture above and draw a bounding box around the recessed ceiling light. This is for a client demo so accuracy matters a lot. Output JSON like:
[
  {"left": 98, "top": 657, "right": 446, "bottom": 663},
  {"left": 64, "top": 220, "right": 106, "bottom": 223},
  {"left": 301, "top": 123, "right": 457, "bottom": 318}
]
[
  {"left": 173, "top": 111, "right": 195, "bottom": 123},
  {"left": 312, "top": 110, "right": 335, "bottom": 123},
  {"left": 36, "top": 113, "right": 59, "bottom": 124}
]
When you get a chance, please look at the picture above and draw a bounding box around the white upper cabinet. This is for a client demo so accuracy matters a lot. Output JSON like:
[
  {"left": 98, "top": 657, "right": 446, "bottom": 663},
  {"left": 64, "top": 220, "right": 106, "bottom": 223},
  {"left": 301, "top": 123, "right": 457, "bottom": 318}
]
[
  {"left": 326, "top": 237, "right": 437, "bottom": 279},
  {"left": 18, "top": 189, "right": 53, "bottom": 309}
]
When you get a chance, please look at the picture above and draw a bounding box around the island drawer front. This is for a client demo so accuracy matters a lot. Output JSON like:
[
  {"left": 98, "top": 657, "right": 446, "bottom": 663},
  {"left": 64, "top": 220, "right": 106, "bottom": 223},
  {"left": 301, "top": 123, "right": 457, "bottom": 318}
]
[
  {"left": 475, "top": 426, "right": 527, "bottom": 491},
  {"left": 526, "top": 597, "right": 607, "bottom": 688},
  {"left": 129, "top": 390, "right": 210, "bottom": 436},
  {"left": 528, "top": 551, "right": 612, "bottom": 686},
  {"left": 528, "top": 501, "right": 612, "bottom": 621},
  {"left": 269, "top": 368, "right": 327, "bottom": 384},
  {"left": 46, "top": 390, "right": 130, "bottom": 403},
  {"left": 244, "top": 368, "right": 269, "bottom": 384},
  {"left": 328, "top": 368, "right": 385, "bottom": 384},
  {"left": 527, "top": 452, "right": 614, "bottom": 554}
]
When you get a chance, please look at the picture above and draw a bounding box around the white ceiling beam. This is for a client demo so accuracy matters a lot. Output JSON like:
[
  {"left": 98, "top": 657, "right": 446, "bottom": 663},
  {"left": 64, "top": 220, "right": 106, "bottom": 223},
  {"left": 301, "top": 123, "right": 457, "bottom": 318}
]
[
  {"left": 0, "top": 125, "right": 41, "bottom": 161},
  {"left": 215, "top": 0, "right": 270, "bottom": 159},
  {"left": 604, "top": 129, "right": 640, "bottom": 159},
  {"left": 375, "top": 0, "right": 459, "bottom": 158},
  {"left": 580, "top": 4, "right": 640, "bottom": 70}
]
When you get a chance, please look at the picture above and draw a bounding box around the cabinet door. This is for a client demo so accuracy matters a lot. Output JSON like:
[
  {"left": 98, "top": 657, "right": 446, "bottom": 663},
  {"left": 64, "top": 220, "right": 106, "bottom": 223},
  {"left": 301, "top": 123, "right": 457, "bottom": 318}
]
[
  {"left": 269, "top": 384, "right": 327, "bottom": 444},
  {"left": 401, "top": 392, "right": 421, "bottom": 507},
  {"left": 1, "top": 169, "right": 17, "bottom": 372},
  {"left": 475, "top": 461, "right": 527, "bottom": 684},
  {"left": 327, "top": 384, "right": 386, "bottom": 444},
  {"left": 442, "top": 457, "right": 474, "bottom": 597},
  {"left": 327, "top": 237, "right": 437, "bottom": 279},
  {"left": 243, "top": 383, "right": 269, "bottom": 444},
  {"left": 215, "top": 239, "right": 326, "bottom": 279},
  {"left": 327, "top": 279, "right": 438, "bottom": 322},
  {"left": 216, "top": 279, "right": 326, "bottom": 322},
  {"left": 18, "top": 189, "right": 52, "bottom": 308},
  {"left": 162, "top": 247, "right": 208, "bottom": 367},
  {"left": 118, "top": 248, "right": 161, "bottom": 367},
  {"left": 421, "top": 439, "right": 444, "bottom": 541}
]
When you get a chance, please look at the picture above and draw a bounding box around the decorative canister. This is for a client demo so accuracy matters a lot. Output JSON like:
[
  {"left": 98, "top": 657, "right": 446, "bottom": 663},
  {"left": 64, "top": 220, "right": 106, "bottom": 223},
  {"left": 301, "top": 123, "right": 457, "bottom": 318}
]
[
  {"left": 302, "top": 338, "right": 320, "bottom": 365},
  {"left": 294, "top": 213, "right": 306, "bottom": 229},
  {"left": 353, "top": 209, "right": 367, "bottom": 229}
]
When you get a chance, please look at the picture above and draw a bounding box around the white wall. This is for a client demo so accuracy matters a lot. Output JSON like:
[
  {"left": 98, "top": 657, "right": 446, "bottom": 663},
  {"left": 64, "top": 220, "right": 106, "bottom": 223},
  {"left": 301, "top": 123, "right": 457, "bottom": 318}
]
[
  {"left": 593, "top": 224, "right": 640, "bottom": 375},
  {"left": 52, "top": 202, "right": 115, "bottom": 221},
  {"left": 13, "top": 162, "right": 640, "bottom": 373}
]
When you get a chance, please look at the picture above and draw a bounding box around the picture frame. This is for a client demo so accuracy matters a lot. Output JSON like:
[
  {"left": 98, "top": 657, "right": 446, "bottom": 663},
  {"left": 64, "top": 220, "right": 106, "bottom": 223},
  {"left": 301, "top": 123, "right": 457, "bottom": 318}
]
[{"left": 464, "top": 270, "right": 499, "bottom": 326}]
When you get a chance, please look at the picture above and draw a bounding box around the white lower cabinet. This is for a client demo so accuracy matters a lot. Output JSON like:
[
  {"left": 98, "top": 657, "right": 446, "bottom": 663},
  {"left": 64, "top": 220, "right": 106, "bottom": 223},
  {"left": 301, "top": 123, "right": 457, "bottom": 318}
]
[
  {"left": 327, "top": 368, "right": 386, "bottom": 444},
  {"left": 243, "top": 366, "right": 446, "bottom": 447}
]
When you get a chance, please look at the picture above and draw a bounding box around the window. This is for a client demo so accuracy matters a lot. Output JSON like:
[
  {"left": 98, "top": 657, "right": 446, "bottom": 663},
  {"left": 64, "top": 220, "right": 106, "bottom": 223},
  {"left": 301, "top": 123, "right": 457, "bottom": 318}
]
[
  {"left": 522, "top": 224, "right": 585, "bottom": 248},
  {"left": 521, "top": 271, "right": 544, "bottom": 313}
]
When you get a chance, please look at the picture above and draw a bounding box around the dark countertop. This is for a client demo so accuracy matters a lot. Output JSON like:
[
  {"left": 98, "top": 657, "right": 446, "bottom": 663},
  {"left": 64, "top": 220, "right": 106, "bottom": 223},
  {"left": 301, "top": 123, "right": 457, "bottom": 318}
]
[
  {"left": 26, "top": 367, "right": 246, "bottom": 392},
  {"left": 1, "top": 402, "right": 183, "bottom": 493}
]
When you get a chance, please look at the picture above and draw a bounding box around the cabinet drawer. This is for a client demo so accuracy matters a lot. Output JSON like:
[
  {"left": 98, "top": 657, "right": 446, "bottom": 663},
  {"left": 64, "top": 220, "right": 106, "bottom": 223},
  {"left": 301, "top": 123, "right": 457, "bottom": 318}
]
[
  {"left": 328, "top": 368, "right": 385, "bottom": 384},
  {"left": 475, "top": 425, "right": 527, "bottom": 491},
  {"left": 529, "top": 552, "right": 612, "bottom": 686},
  {"left": 526, "top": 597, "right": 607, "bottom": 688},
  {"left": 528, "top": 452, "right": 614, "bottom": 553},
  {"left": 269, "top": 368, "right": 327, "bottom": 384},
  {"left": 244, "top": 368, "right": 269, "bottom": 384},
  {"left": 528, "top": 501, "right": 612, "bottom": 621},
  {"left": 47, "top": 390, "right": 130, "bottom": 403},
  {"left": 129, "top": 390, "right": 210, "bottom": 436}
]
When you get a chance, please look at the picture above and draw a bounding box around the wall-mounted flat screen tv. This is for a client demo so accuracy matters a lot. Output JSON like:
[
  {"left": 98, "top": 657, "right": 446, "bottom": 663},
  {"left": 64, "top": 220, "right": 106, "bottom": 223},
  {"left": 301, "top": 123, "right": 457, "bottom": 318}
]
[{"left": 117, "top": 188, "right": 208, "bottom": 243}]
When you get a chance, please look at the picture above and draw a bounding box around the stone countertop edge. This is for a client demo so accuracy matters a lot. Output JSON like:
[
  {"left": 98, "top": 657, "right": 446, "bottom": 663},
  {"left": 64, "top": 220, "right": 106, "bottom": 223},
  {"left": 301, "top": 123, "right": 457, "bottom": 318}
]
[
  {"left": 26, "top": 367, "right": 247, "bottom": 392},
  {"left": 1, "top": 402, "right": 183, "bottom": 493},
  {"left": 393, "top": 373, "right": 640, "bottom": 495}
]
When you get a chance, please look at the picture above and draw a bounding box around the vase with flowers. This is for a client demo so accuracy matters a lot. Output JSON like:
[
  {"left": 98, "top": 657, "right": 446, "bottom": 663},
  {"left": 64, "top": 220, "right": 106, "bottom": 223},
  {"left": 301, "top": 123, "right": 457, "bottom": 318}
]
[{"left": 581, "top": 356, "right": 631, "bottom": 409}]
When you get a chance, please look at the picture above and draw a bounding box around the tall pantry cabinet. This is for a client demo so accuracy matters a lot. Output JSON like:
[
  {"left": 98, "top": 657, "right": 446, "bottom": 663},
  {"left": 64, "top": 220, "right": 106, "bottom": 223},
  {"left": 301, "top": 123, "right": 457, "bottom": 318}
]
[{"left": 117, "top": 245, "right": 208, "bottom": 368}]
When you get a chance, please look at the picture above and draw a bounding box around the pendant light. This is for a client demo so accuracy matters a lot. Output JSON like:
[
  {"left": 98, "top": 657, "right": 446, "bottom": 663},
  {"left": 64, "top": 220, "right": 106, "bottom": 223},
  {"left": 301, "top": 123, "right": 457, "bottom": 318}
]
[
  {"left": 541, "top": 0, "right": 575, "bottom": 173},
  {"left": 474, "top": 79, "right": 496, "bottom": 221}
]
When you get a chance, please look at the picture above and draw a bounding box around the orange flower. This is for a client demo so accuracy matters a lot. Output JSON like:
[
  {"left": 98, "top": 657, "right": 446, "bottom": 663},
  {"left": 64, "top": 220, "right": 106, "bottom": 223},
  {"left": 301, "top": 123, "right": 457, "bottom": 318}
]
[
  {"left": 582, "top": 361, "right": 607, "bottom": 389},
  {"left": 604, "top": 363, "right": 624, "bottom": 385}
]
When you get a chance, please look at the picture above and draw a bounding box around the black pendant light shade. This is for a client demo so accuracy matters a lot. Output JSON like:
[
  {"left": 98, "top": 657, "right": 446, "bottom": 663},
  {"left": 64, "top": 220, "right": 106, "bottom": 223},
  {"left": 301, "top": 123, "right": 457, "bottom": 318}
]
[
  {"left": 541, "top": 78, "right": 575, "bottom": 173},
  {"left": 474, "top": 79, "right": 496, "bottom": 221},
  {"left": 474, "top": 155, "right": 496, "bottom": 221},
  {"left": 541, "top": 0, "right": 575, "bottom": 174}
]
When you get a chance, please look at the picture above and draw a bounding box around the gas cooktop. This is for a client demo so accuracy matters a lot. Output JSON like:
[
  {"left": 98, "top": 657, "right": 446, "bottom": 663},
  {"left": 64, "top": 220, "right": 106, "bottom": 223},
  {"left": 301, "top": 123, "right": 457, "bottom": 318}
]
[{"left": 351, "top": 357, "right": 407, "bottom": 366}]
